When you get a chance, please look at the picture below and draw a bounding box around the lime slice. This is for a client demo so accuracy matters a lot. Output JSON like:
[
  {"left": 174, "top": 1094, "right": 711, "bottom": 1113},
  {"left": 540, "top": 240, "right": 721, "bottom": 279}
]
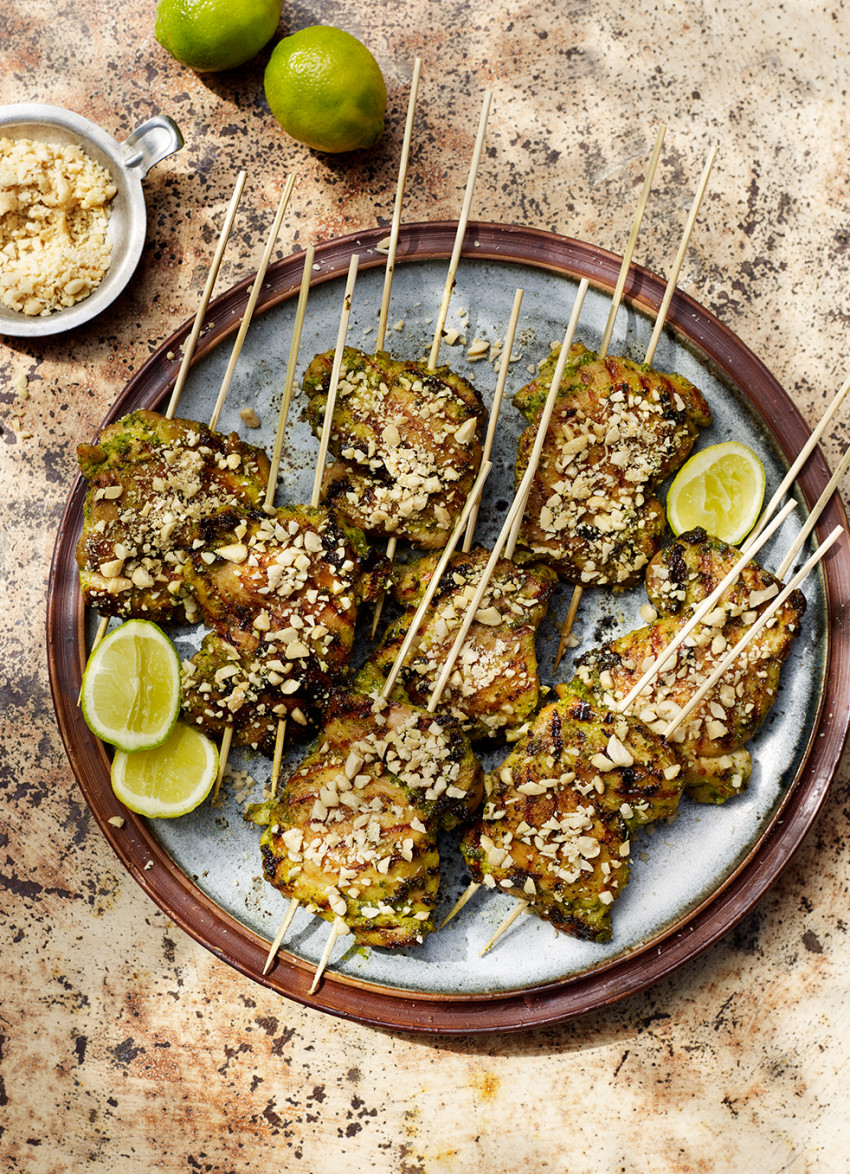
[
  {"left": 111, "top": 723, "right": 218, "bottom": 818},
  {"left": 667, "top": 441, "right": 766, "bottom": 545},
  {"left": 81, "top": 619, "right": 181, "bottom": 752}
]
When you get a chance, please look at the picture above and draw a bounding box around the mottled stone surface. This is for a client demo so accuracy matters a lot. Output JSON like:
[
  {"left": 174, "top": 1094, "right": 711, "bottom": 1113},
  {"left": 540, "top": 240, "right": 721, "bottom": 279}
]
[{"left": 2, "top": 1, "right": 849, "bottom": 1170}]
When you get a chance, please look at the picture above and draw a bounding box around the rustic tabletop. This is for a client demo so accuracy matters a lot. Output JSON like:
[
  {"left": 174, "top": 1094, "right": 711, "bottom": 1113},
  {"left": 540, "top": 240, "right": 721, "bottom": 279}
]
[{"left": 2, "top": 1, "right": 849, "bottom": 1170}]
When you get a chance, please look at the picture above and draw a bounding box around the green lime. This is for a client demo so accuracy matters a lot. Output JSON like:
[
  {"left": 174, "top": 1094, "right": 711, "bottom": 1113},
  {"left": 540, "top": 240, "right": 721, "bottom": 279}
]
[
  {"left": 264, "top": 26, "right": 387, "bottom": 152},
  {"left": 111, "top": 723, "right": 218, "bottom": 818},
  {"left": 155, "top": 0, "right": 282, "bottom": 73},
  {"left": 667, "top": 441, "right": 766, "bottom": 545},
  {"left": 81, "top": 619, "right": 181, "bottom": 753}
]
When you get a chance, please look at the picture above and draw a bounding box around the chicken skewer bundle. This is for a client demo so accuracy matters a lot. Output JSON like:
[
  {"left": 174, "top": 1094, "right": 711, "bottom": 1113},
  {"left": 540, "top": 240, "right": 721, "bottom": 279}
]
[
  {"left": 179, "top": 502, "right": 390, "bottom": 752},
  {"left": 180, "top": 255, "right": 394, "bottom": 779},
  {"left": 541, "top": 146, "right": 717, "bottom": 663},
  {"left": 454, "top": 519, "right": 835, "bottom": 951},
  {"left": 460, "top": 682, "right": 684, "bottom": 943},
  {"left": 303, "top": 346, "right": 488, "bottom": 549},
  {"left": 512, "top": 343, "right": 712, "bottom": 589},
  {"left": 76, "top": 410, "right": 273, "bottom": 624}
]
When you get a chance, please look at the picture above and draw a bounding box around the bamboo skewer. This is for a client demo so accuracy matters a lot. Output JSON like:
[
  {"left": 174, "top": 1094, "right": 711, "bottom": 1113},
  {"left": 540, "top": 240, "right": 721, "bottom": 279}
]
[
  {"left": 664, "top": 526, "right": 844, "bottom": 740},
  {"left": 479, "top": 899, "right": 529, "bottom": 957},
  {"left": 308, "top": 917, "right": 350, "bottom": 995},
  {"left": 643, "top": 145, "right": 716, "bottom": 367},
  {"left": 206, "top": 185, "right": 300, "bottom": 799},
  {"left": 208, "top": 175, "right": 297, "bottom": 432},
  {"left": 165, "top": 171, "right": 248, "bottom": 420},
  {"left": 375, "top": 58, "right": 422, "bottom": 352},
  {"left": 743, "top": 375, "right": 850, "bottom": 551},
  {"left": 614, "top": 498, "right": 797, "bottom": 714},
  {"left": 428, "top": 92, "right": 492, "bottom": 371},
  {"left": 367, "top": 63, "right": 423, "bottom": 636},
  {"left": 211, "top": 726, "right": 233, "bottom": 802},
  {"left": 81, "top": 173, "right": 249, "bottom": 688},
  {"left": 598, "top": 124, "right": 666, "bottom": 360},
  {"left": 311, "top": 256, "right": 360, "bottom": 508},
  {"left": 463, "top": 288, "right": 524, "bottom": 552},
  {"left": 775, "top": 444, "right": 850, "bottom": 580},
  {"left": 262, "top": 897, "right": 300, "bottom": 975},
  {"left": 371, "top": 89, "right": 491, "bottom": 638},
  {"left": 553, "top": 139, "right": 715, "bottom": 672},
  {"left": 264, "top": 244, "right": 316, "bottom": 512},
  {"left": 503, "top": 280, "right": 589, "bottom": 560}
]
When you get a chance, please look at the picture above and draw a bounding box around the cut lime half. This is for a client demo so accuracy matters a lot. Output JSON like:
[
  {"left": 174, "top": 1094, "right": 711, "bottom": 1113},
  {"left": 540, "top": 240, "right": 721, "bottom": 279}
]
[
  {"left": 81, "top": 619, "right": 181, "bottom": 753},
  {"left": 111, "top": 723, "right": 218, "bottom": 818},
  {"left": 667, "top": 441, "right": 766, "bottom": 546}
]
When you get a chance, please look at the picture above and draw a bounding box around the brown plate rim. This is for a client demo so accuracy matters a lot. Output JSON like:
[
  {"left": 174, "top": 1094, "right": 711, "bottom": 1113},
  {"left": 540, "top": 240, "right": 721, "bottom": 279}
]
[{"left": 47, "top": 221, "right": 850, "bottom": 1034}]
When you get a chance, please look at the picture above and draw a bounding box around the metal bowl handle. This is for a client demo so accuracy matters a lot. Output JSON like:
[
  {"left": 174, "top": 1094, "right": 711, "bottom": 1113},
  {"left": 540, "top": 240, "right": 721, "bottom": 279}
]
[{"left": 120, "top": 114, "right": 184, "bottom": 179}]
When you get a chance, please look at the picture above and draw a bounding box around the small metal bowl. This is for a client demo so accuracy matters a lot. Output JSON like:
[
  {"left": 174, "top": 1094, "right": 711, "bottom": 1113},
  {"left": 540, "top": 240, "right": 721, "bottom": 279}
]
[{"left": 0, "top": 104, "right": 184, "bottom": 338}]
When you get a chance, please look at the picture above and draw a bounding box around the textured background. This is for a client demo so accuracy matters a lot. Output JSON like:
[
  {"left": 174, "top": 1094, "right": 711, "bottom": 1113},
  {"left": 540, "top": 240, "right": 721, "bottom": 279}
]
[{"left": 2, "top": 1, "right": 849, "bottom": 1170}]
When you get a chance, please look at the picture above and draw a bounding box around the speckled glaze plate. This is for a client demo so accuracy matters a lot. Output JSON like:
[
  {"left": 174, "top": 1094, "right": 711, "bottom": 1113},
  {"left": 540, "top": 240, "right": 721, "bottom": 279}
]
[{"left": 48, "top": 223, "right": 850, "bottom": 1034}]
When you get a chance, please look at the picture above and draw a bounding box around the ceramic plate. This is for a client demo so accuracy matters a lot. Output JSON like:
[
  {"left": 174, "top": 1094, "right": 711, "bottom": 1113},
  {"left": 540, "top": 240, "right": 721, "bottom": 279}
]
[{"left": 47, "top": 223, "right": 850, "bottom": 1033}]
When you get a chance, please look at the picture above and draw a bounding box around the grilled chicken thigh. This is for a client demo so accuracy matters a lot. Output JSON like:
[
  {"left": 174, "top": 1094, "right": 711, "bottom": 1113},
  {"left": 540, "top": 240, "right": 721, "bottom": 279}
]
[
  {"left": 460, "top": 685, "right": 683, "bottom": 942},
  {"left": 574, "top": 529, "right": 806, "bottom": 802},
  {"left": 513, "top": 342, "right": 711, "bottom": 588},
  {"left": 369, "top": 546, "right": 557, "bottom": 741},
  {"left": 303, "top": 347, "right": 487, "bottom": 548},
  {"left": 76, "top": 409, "right": 270, "bottom": 621},
  {"left": 248, "top": 686, "right": 484, "bottom": 947},
  {"left": 181, "top": 504, "right": 389, "bottom": 749}
]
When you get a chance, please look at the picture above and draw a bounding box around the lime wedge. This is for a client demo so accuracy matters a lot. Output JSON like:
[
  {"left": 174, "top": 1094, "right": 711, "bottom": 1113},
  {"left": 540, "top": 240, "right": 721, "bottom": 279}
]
[
  {"left": 667, "top": 441, "right": 766, "bottom": 545},
  {"left": 111, "top": 723, "right": 218, "bottom": 818},
  {"left": 81, "top": 619, "right": 181, "bottom": 752}
]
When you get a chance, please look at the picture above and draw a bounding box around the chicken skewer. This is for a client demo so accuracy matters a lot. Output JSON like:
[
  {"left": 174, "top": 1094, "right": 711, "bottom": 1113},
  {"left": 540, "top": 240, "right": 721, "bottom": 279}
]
[
  {"left": 663, "top": 525, "right": 843, "bottom": 739},
  {"left": 614, "top": 498, "right": 796, "bottom": 714},
  {"left": 207, "top": 180, "right": 298, "bottom": 790},
  {"left": 240, "top": 243, "right": 315, "bottom": 793},
  {"left": 259, "top": 460, "right": 492, "bottom": 976},
  {"left": 774, "top": 443, "right": 850, "bottom": 579},
  {"left": 83, "top": 171, "right": 248, "bottom": 661},
  {"left": 76, "top": 177, "right": 294, "bottom": 635},
  {"left": 367, "top": 282, "right": 586, "bottom": 745},
  {"left": 201, "top": 254, "right": 360, "bottom": 798},
  {"left": 369, "top": 89, "right": 492, "bottom": 635},
  {"left": 552, "top": 142, "right": 716, "bottom": 669},
  {"left": 613, "top": 369, "right": 850, "bottom": 714}
]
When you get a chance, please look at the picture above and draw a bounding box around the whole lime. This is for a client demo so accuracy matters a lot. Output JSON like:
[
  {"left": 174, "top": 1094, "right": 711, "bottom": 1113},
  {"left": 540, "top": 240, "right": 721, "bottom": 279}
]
[
  {"left": 264, "top": 26, "right": 387, "bottom": 153},
  {"left": 155, "top": 0, "right": 282, "bottom": 73}
]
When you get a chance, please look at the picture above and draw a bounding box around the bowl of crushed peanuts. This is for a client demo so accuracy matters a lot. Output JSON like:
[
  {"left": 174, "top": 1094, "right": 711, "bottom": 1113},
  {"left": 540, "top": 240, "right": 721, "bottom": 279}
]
[{"left": 0, "top": 104, "right": 183, "bottom": 338}]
